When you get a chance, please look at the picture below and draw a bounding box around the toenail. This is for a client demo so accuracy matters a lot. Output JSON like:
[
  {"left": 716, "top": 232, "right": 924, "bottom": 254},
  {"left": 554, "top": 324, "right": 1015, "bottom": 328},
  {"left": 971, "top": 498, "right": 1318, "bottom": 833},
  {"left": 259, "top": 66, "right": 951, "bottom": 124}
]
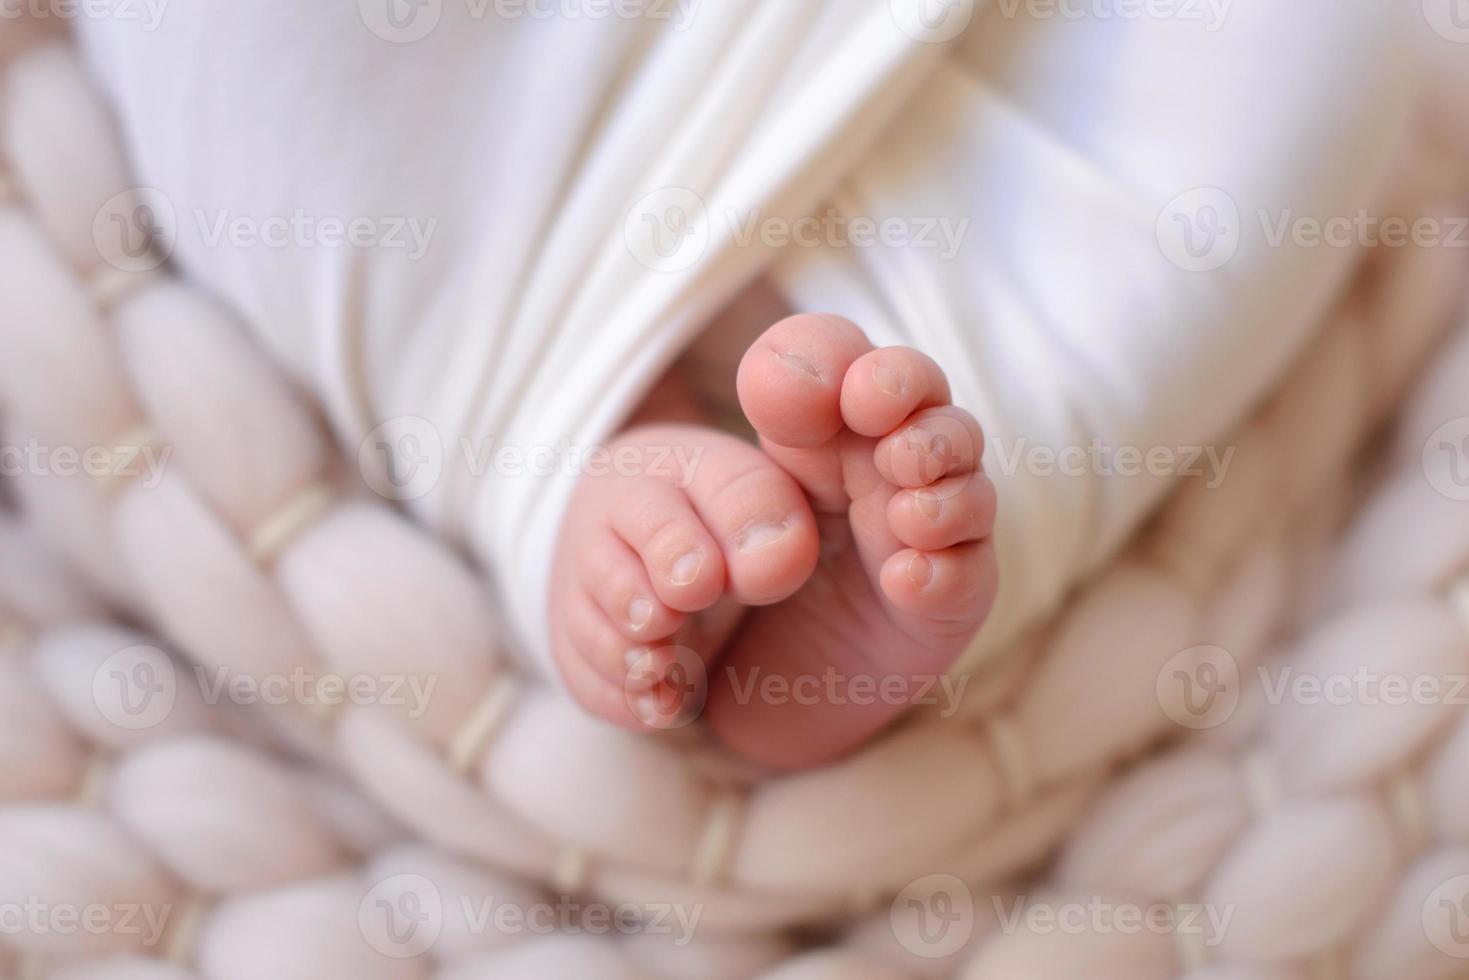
[
  {"left": 737, "top": 520, "right": 790, "bottom": 552},
  {"left": 633, "top": 693, "right": 658, "bottom": 723},
  {"left": 872, "top": 361, "right": 906, "bottom": 398},
  {"left": 625, "top": 649, "right": 659, "bottom": 689},
  {"left": 907, "top": 553, "right": 935, "bottom": 589},
  {"left": 670, "top": 551, "right": 704, "bottom": 586},
  {"left": 905, "top": 425, "right": 934, "bottom": 456},
  {"left": 914, "top": 489, "right": 944, "bottom": 520},
  {"left": 628, "top": 597, "right": 654, "bottom": 631},
  {"left": 775, "top": 349, "right": 822, "bottom": 380}
]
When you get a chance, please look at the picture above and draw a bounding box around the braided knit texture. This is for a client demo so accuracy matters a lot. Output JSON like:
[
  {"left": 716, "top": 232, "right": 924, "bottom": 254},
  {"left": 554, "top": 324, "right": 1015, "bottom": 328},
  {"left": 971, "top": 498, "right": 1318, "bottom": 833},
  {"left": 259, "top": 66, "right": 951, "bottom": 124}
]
[{"left": 1, "top": 10, "right": 1468, "bottom": 980}]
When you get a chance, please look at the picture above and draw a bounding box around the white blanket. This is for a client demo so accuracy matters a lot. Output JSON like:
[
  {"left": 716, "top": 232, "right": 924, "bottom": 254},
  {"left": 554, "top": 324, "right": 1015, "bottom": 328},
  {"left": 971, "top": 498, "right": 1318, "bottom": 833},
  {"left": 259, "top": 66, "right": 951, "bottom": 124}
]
[{"left": 77, "top": 0, "right": 1417, "bottom": 674}]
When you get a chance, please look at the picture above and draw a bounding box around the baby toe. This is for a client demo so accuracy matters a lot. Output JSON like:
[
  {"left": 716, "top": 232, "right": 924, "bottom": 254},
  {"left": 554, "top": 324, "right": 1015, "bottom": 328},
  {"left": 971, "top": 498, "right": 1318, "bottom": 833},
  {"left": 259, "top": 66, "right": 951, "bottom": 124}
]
[
  {"left": 880, "top": 541, "right": 998, "bottom": 637},
  {"left": 875, "top": 405, "right": 986, "bottom": 489},
  {"left": 737, "top": 313, "right": 872, "bottom": 449},
  {"left": 840, "top": 346, "right": 951, "bottom": 438},
  {"left": 609, "top": 475, "right": 726, "bottom": 613},
  {"left": 563, "top": 591, "right": 666, "bottom": 693},
  {"left": 681, "top": 436, "right": 820, "bottom": 606},
  {"left": 578, "top": 530, "right": 686, "bottom": 641},
  {"left": 887, "top": 471, "right": 998, "bottom": 553}
]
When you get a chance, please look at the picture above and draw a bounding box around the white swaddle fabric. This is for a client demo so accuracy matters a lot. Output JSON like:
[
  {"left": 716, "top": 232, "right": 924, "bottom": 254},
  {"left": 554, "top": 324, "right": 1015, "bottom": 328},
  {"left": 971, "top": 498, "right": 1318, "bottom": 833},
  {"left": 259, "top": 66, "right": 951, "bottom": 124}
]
[{"left": 76, "top": 0, "right": 1415, "bottom": 674}]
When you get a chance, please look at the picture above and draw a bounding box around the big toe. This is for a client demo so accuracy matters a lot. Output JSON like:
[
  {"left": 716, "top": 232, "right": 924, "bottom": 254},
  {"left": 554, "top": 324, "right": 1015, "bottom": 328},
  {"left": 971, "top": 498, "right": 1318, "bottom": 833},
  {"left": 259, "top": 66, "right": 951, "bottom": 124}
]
[{"left": 737, "top": 313, "right": 873, "bottom": 450}]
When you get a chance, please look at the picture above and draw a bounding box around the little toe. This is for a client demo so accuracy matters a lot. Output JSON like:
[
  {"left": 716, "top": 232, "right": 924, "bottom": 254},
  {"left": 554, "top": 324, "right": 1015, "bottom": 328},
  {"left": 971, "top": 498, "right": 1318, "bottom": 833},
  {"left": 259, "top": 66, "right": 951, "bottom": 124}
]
[
  {"left": 609, "top": 475, "right": 726, "bottom": 613},
  {"left": 840, "top": 346, "right": 951, "bottom": 438},
  {"left": 564, "top": 590, "right": 669, "bottom": 693},
  {"left": 880, "top": 541, "right": 998, "bottom": 636},
  {"left": 887, "top": 472, "right": 998, "bottom": 553},
  {"left": 875, "top": 405, "right": 986, "bottom": 489},
  {"left": 678, "top": 432, "right": 820, "bottom": 605},
  {"left": 578, "top": 529, "right": 686, "bottom": 641},
  {"left": 555, "top": 618, "right": 652, "bottom": 731},
  {"left": 737, "top": 313, "right": 873, "bottom": 450}
]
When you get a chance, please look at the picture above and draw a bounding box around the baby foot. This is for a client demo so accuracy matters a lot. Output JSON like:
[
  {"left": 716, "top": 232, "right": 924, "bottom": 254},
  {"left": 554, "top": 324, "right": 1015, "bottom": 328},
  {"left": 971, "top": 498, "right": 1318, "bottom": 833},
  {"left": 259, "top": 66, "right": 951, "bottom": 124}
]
[
  {"left": 548, "top": 314, "right": 997, "bottom": 769},
  {"left": 547, "top": 421, "right": 821, "bottom": 730},
  {"left": 705, "top": 314, "right": 998, "bottom": 768}
]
